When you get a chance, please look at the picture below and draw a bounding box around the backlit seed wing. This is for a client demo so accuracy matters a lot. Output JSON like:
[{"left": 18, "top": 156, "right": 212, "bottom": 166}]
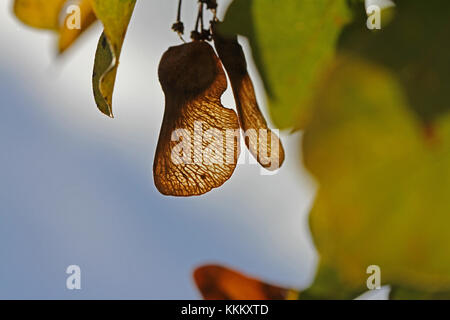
[
  {"left": 154, "top": 41, "right": 240, "bottom": 197},
  {"left": 193, "top": 265, "right": 296, "bottom": 300},
  {"left": 213, "top": 27, "right": 285, "bottom": 171}
]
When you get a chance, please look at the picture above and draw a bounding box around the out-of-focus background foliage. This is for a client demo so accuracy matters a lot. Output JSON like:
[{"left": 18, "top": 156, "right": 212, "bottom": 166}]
[
  {"left": 303, "top": 0, "right": 450, "bottom": 299},
  {"left": 219, "top": 0, "right": 450, "bottom": 299}
]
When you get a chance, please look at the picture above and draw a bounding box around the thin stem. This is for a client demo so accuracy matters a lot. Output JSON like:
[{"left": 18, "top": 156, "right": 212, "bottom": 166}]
[
  {"left": 176, "top": 0, "right": 182, "bottom": 22},
  {"left": 200, "top": 3, "right": 204, "bottom": 31},
  {"left": 194, "top": 2, "right": 203, "bottom": 32},
  {"left": 172, "top": 0, "right": 185, "bottom": 42},
  {"left": 205, "top": 0, "right": 218, "bottom": 21}
]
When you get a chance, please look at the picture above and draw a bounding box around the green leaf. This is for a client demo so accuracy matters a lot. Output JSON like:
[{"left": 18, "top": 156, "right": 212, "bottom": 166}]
[
  {"left": 389, "top": 286, "right": 450, "bottom": 300},
  {"left": 221, "top": 0, "right": 352, "bottom": 129},
  {"left": 300, "top": 264, "right": 365, "bottom": 300},
  {"left": 339, "top": 0, "right": 450, "bottom": 124},
  {"left": 91, "top": 0, "right": 136, "bottom": 117},
  {"left": 13, "top": 0, "right": 66, "bottom": 30},
  {"left": 302, "top": 55, "right": 450, "bottom": 298}
]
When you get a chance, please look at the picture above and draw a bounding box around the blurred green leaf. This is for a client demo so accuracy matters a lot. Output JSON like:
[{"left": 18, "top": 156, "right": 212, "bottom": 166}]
[
  {"left": 339, "top": 0, "right": 450, "bottom": 124},
  {"left": 221, "top": 0, "right": 352, "bottom": 129},
  {"left": 389, "top": 286, "right": 450, "bottom": 300},
  {"left": 302, "top": 55, "right": 450, "bottom": 298},
  {"left": 92, "top": 0, "right": 136, "bottom": 117}
]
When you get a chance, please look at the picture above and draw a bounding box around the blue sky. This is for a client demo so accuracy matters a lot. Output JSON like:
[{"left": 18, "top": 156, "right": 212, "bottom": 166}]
[{"left": 0, "top": 0, "right": 320, "bottom": 299}]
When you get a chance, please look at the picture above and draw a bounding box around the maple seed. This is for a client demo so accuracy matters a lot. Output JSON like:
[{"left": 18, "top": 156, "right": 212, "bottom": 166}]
[
  {"left": 154, "top": 41, "right": 240, "bottom": 197},
  {"left": 213, "top": 25, "right": 285, "bottom": 170}
]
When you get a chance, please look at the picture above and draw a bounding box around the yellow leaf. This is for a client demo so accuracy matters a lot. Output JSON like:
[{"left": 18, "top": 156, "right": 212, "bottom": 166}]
[
  {"left": 14, "top": 0, "right": 67, "bottom": 30},
  {"left": 58, "top": 0, "right": 97, "bottom": 54},
  {"left": 91, "top": 0, "right": 136, "bottom": 117}
]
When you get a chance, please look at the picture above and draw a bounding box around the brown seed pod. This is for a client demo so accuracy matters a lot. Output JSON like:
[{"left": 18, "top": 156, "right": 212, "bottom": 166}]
[
  {"left": 154, "top": 41, "right": 240, "bottom": 196},
  {"left": 213, "top": 25, "right": 285, "bottom": 171}
]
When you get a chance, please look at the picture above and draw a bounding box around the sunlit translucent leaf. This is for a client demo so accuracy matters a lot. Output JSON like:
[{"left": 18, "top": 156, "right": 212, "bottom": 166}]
[
  {"left": 339, "top": 0, "right": 450, "bottom": 124},
  {"left": 221, "top": 0, "right": 352, "bottom": 129},
  {"left": 91, "top": 0, "right": 136, "bottom": 117},
  {"left": 194, "top": 265, "right": 297, "bottom": 300},
  {"left": 13, "top": 0, "right": 66, "bottom": 30},
  {"left": 302, "top": 55, "right": 450, "bottom": 299},
  {"left": 58, "top": 0, "right": 97, "bottom": 54}
]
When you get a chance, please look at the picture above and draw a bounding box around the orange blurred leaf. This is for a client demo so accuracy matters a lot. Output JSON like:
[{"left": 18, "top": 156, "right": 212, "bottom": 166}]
[{"left": 194, "top": 265, "right": 297, "bottom": 300}]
